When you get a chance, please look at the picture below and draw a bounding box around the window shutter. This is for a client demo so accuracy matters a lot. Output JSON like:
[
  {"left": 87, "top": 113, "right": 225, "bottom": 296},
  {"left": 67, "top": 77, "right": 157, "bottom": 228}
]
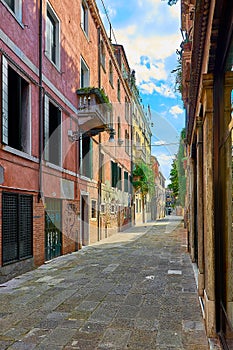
[
  {"left": 44, "top": 94, "right": 49, "bottom": 160},
  {"left": 2, "top": 56, "right": 8, "bottom": 145}
]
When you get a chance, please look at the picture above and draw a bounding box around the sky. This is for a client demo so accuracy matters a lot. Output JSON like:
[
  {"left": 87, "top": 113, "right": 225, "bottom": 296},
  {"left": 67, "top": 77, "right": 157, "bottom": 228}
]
[{"left": 96, "top": 0, "right": 185, "bottom": 184}]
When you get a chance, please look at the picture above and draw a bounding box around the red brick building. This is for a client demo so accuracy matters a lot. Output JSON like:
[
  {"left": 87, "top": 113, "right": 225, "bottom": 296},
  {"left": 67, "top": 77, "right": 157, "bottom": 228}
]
[{"left": 0, "top": 0, "right": 132, "bottom": 281}]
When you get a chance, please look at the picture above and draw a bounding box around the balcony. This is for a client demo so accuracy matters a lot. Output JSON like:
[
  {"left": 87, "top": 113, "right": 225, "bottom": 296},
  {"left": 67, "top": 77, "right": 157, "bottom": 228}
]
[
  {"left": 76, "top": 87, "right": 112, "bottom": 132},
  {"left": 133, "top": 144, "right": 147, "bottom": 163}
]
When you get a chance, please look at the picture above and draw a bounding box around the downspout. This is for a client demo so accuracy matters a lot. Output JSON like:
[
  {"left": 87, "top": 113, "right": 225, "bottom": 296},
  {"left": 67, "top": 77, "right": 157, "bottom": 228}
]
[
  {"left": 38, "top": 0, "right": 43, "bottom": 202},
  {"left": 97, "top": 27, "right": 102, "bottom": 241}
]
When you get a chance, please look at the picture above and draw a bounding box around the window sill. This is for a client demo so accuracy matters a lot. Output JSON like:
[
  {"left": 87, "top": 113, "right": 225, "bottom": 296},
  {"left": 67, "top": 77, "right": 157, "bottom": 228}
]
[
  {"left": 44, "top": 53, "right": 61, "bottom": 72},
  {"left": 3, "top": 146, "right": 39, "bottom": 163},
  {"left": 1, "top": 1, "right": 24, "bottom": 28}
]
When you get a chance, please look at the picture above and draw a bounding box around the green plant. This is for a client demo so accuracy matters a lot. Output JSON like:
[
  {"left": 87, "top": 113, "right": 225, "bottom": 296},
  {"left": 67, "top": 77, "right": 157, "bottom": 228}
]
[
  {"left": 76, "top": 87, "right": 112, "bottom": 109},
  {"left": 132, "top": 161, "right": 155, "bottom": 197}
]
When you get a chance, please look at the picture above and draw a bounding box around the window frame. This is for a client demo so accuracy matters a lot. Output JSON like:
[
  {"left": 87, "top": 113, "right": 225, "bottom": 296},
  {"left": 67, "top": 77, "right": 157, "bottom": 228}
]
[
  {"left": 1, "top": 56, "right": 32, "bottom": 154},
  {"left": 2, "top": 0, "right": 22, "bottom": 22},
  {"left": 100, "top": 40, "right": 106, "bottom": 70},
  {"left": 46, "top": 2, "right": 60, "bottom": 69},
  {"left": 80, "top": 57, "right": 90, "bottom": 88},
  {"left": 44, "top": 95, "right": 62, "bottom": 166},
  {"left": 91, "top": 199, "right": 97, "bottom": 219},
  {"left": 81, "top": 0, "right": 88, "bottom": 37},
  {"left": 109, "top": 60, "right": 113, "bottom": 87},
  {"left": 117, "top": 79, "right": 121, "bottom": 102}
]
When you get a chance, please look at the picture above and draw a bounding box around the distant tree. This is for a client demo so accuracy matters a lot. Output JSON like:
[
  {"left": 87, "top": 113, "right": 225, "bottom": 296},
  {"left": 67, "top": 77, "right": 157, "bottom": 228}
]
[
  {"left": 132, "top": 161, "right": 155, "bottom": 222},
  {"left": 168, "top": 159, "right": 179, "bottom": 198},
  {"left": 168, "top": 128, "right": 186, "bottom": 206},
  {"left": 132, "top": 161, "right": 155, "bottom": 197}
]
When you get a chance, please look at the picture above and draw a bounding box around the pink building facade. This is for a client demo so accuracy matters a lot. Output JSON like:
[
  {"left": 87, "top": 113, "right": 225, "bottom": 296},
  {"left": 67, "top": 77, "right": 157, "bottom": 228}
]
[{"left": 0, "top": 0, "right": 132, "bottom": 281}]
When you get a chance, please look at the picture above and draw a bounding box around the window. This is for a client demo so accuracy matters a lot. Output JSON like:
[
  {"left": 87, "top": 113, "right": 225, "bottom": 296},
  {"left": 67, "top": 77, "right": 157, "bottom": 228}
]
[
  {"left": 109, "top": 60, "right": 113, "bottom": 86},
  {"left": 117, "top": 166, "right": 122, "bottom": 190},
  {"left": 124, "top": 171, "right": 129, "bottom": 192},
  {"left": 44, "top": 95, "right": 61, "bottom": 166},
  {"left": 46, "top": 3, "right": 60, "bottom": 68},
  {"left": 3, "top": 0, "right": 22, "bottom": 21},
  {"left": 117, "top": 79, "right": 121, "bottom": 101},
  {"left": 100, "top": 204, "right": 105, "bottom": 213},
  {"left": 2, "top": 57, "right": 31, "bottom": 153},
  {"left": 110, "top": 204, "right": 115, "bottom": 214},
  {"left": 2, "top": 192, "right": 33, "bottom": 265},
  {"left": 91, "top": 200, "right": 97, "bottom": 219},
  {"left": 80, "top": 136, "right": 93, "bottom": 178},
  {"left": 100, "top": 40, "right": 106, "bottom": 69},
  {"left": 111, "top": 161, "right": 122, "bottom": 189},
  {"left": 125, "top": 97, "right": 130, "bottom": 122},
  {"left": 81, "top": 0, "right": 88, "bottom": 36},
  {"left": 117, "top": 116, "right": 121, "bottom": 140},
  {"left": 125, "top": 130, "right": 130, "bottom": 154},
  {"left": 80, "top": 57, "right": 89, "bottom": 88},
  {"left": 111, "top": 161, "right": 117, "bottom": 188}
]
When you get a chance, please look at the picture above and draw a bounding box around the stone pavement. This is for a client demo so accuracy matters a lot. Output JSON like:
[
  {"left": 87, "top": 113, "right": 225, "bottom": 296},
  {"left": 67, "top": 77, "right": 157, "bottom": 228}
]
[{"left": 0, "top": 216, "right": 213, "bottom": 349}]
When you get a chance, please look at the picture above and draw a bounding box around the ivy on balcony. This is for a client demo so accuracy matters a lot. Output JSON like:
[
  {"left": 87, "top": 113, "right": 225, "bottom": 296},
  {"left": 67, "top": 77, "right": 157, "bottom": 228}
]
[{"left": 76, "top": 87, "right": 112, "bottom": 110}]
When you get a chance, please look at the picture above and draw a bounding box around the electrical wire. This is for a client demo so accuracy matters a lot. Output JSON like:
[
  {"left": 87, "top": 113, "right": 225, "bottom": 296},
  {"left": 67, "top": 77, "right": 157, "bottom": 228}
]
[{"left": 99, "top": 0, "right": 118, "bottom": 44}]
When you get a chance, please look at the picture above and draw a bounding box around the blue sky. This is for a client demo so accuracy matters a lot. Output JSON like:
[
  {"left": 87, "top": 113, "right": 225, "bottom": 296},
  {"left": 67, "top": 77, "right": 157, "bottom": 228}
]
[{"left": 96, "top": 0, "right": 185, "bottom": 183}]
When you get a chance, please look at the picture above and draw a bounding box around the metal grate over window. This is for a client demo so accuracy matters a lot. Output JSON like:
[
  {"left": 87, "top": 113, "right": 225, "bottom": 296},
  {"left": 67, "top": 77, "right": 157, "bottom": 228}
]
[{"left": 2, "top": 193, "right": 33, "bottom": 265}]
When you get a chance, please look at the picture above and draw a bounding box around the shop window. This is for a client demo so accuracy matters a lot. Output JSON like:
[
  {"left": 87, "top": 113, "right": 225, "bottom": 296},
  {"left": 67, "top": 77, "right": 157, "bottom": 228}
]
[
  {"left": 46, "top": 3, "right": 60, "bottom": 68},
  {"left": 80, "top": 57, "right": 89, "bottom": 88},
  {"left": 2, "top": 193, "right": 33, "bottom": 265},
  {"left": 44, "top": 95, "right": 61, "bottom": 166},
  {"left": 2, "top": 0, "right": 22, "bottom": 21},
  {"left": 81, "top": 0, "right": 88, "bottom": 36},
  {"left": 2, "top": 57, "right": 31, "bottom": 153}
]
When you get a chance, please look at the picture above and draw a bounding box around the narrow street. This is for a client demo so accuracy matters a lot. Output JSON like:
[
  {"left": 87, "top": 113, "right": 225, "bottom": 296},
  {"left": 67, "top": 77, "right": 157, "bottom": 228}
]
[{"left": 0, "top": 217, "right": 209, "bottom": 350}]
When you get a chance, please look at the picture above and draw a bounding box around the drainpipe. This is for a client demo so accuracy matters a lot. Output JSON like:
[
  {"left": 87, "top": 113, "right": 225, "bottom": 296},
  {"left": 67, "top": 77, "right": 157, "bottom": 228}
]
[
  {"left": 97, "top": 27, "right": 102, "bottom": 241},
  {"left": 38, "top": 0, "right": 43, "bottom": 202}
]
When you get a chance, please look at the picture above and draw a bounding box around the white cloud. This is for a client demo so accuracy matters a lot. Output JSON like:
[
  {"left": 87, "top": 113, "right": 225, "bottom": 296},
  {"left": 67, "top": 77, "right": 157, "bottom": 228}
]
[
  {"left": 153, "top": 140, "right": 167, "bottom": 146},
  {"left": 153, "top": 83, "right": 176, "bottom": 98},
  {"left": 117, "top": 30, "right": 180, "bottom": 64},
  {"left": 169, "top": 105, "right": 184, "bottom": 119}
]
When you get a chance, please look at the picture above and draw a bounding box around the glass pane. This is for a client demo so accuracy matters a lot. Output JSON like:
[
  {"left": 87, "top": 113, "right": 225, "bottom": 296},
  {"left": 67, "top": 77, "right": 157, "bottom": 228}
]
[{"left": 5, "top": 0, "right": 14, "bottom": 12}]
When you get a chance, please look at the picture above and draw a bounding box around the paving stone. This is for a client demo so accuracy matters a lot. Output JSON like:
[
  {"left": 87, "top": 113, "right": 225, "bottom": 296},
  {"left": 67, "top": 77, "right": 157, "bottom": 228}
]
[
  {"left": 98, "top": 328, "right": 131, "bottom": 349},
  {"left": 0, "top": 218, "right": 211, "bottom": 349}
]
